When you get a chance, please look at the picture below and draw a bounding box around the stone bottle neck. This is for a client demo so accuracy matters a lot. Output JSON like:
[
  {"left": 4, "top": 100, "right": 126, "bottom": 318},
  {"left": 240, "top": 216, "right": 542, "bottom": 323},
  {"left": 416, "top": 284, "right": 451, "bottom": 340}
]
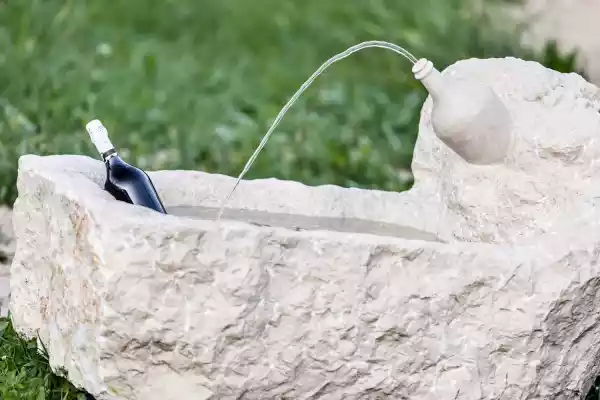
[{"left": 412, "top": 58, "right": 445, "bottom": 102}]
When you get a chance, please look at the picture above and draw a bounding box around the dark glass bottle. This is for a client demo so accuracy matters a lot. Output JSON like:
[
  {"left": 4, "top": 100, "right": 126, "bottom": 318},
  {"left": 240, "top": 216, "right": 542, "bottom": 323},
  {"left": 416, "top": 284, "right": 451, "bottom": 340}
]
[{"left": 86, "top": 119, "right": 167, "bottom": 214}]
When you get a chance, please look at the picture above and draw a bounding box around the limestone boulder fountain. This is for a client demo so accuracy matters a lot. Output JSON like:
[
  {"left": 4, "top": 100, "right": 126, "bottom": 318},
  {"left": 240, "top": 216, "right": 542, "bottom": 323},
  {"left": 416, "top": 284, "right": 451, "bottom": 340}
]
[{"left": 10, "top": 57, "right": 600, "bottom": 399}]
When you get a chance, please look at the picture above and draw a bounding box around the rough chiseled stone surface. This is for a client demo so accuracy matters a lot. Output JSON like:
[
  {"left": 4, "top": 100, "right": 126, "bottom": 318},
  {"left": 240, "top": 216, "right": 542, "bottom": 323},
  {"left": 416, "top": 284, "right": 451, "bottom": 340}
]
[{"left": 9, "top": 57, "right": 600, "bottom": 399}]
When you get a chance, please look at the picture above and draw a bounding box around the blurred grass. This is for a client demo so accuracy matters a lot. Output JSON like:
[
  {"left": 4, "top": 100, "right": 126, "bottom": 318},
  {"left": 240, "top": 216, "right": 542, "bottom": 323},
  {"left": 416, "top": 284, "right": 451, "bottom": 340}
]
[{"left": 0, "top": 0, "right": 582, "bottom": 206}]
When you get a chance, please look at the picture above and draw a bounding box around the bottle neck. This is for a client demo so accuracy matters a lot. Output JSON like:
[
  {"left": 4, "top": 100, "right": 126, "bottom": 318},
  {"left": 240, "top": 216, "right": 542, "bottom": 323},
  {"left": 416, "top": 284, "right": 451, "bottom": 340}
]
[
  {"left": 101, "top": 148, "right": 118, "bottom": 162},
  {"left": 412, "top": 58, "right": 444, "bottom": 102}
]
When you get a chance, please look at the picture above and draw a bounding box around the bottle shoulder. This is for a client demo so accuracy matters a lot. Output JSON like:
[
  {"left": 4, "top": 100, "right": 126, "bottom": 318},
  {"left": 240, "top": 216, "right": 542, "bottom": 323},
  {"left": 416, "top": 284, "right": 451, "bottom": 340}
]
[{"left": 106, "top": 156, "right": 147, "bottom": 177}]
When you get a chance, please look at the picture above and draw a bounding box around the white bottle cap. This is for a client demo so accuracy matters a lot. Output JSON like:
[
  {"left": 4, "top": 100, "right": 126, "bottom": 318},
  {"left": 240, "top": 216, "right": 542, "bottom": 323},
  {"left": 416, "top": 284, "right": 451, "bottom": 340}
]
[{"left": 86, "top": 119, "right": 115, "bottom": 155}]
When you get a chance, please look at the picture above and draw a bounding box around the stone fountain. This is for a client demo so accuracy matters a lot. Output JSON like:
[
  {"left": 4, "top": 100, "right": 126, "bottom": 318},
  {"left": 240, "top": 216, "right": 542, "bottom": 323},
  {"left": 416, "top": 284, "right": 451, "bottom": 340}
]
[{"left": 9, "top": 57, "right": 600, "bottom": 399}]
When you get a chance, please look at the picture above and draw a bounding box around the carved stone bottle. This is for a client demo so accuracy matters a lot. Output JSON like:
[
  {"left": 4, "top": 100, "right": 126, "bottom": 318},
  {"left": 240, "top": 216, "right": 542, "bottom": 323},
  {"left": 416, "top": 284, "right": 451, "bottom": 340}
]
[{"left": 413, "top": 58, "right": 513, "bottom": 165}]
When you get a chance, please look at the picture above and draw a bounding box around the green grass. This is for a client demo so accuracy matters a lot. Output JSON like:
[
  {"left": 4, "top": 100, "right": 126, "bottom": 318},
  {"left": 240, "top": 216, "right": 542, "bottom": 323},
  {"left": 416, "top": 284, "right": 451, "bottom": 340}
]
[
  {"left": 0, "top": 0, "right": 592, "bottom": 398},
  {"left": 0, "top": 317, "right": 88, "bottom": 399}
]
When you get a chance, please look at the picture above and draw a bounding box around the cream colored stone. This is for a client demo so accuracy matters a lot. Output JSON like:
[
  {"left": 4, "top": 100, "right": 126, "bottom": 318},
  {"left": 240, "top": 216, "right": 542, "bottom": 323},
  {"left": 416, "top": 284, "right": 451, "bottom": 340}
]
[{"left": 10, "top": 57, "right": 600, "bottom": 399}]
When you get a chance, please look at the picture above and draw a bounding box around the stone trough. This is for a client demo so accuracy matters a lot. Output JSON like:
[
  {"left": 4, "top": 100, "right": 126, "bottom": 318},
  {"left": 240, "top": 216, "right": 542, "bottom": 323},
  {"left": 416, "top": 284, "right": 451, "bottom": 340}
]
[{"left": 10, "top": 57, "right": 600, "bottom": 399}]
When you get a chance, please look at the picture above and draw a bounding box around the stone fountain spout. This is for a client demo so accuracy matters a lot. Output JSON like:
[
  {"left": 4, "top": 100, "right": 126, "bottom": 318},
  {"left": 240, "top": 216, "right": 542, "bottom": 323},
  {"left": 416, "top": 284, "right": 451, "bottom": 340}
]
[{"left": 413, "top": 58, "right": 513, "bottom": 165}]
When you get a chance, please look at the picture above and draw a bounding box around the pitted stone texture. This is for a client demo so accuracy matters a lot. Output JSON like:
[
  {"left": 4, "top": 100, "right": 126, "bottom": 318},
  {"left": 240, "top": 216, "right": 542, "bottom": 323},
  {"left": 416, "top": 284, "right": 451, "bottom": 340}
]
[
  {"left": 412, "top": 57, "right": 600, "bottom": 244},
  {"left": 9, "top": 57, "right": 600, "bottom": 400}
]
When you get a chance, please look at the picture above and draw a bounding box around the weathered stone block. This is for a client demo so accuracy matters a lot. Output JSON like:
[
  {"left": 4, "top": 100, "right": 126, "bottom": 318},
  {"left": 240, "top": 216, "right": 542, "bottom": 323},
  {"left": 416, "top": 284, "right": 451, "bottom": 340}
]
[{"left": 10, "top": 57, "right": 600, "bottom": 399}]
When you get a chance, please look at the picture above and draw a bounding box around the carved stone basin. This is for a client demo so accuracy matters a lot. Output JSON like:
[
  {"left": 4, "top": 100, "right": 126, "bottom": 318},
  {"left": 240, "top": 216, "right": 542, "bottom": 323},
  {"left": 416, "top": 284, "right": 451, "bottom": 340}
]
[{"left": 10, "top": 57, "right": 600, "bottom": 399}]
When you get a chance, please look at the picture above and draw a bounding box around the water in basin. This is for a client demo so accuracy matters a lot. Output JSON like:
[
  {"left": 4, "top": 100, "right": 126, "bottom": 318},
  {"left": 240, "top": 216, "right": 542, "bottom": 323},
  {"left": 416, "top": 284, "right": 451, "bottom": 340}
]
[{"left": 168, "top": 205, "right": 444, "bottom": 242}]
